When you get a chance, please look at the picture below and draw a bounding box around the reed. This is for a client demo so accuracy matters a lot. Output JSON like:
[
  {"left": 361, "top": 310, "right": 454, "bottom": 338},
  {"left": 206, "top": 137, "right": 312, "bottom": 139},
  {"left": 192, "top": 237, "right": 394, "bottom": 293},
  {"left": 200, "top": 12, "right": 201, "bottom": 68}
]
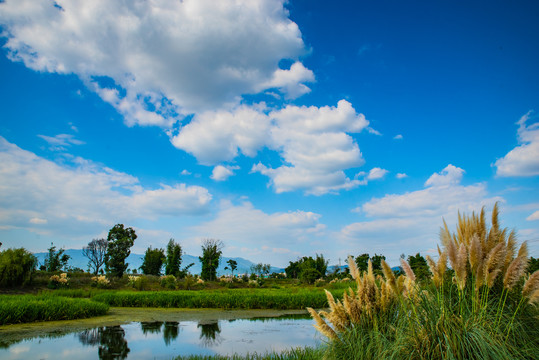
[
  {"left": 0, "top": 295, "right": 109, "bottom": 325},
  {"left": 174, "top": 347, "right": 323, "bottom": 360}
]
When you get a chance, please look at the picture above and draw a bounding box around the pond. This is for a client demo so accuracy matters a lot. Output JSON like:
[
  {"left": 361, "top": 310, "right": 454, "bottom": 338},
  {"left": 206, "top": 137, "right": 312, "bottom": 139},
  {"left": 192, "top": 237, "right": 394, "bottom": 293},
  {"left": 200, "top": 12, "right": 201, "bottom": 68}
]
[{"left": 0, "top": 308, "right": 322, "bottom": 359}]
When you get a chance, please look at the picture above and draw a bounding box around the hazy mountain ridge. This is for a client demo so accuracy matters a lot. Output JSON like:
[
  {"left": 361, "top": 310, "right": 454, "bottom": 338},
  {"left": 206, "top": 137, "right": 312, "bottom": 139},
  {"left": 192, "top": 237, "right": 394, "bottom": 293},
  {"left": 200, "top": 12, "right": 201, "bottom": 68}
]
[{"left": 34, "top": 249, "right": 285, "bottom": 275}]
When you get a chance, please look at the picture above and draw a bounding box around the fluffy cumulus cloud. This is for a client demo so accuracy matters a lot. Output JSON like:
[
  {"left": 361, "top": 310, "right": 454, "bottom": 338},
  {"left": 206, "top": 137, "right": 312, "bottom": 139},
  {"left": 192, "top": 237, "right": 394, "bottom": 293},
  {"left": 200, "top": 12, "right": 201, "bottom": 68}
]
[
  {"left": 527, "top": 211, "right": 539, "bottom": 221},
  {"left": 0, "top": 136, "right": 212, "bottom": 241},
  {"left": 340, "top": 165, "right": 502, "bottom": 264},
  {"left": 495, "top": 111, "right": 539, "bottom": 177},
  {"left": 188, "top": 200, "right": 326, "bottom": 266},
  {"left": 173, "top": 99, "right": 370, "bottom": 194},
  {"left": 367, "top": 167, "right": 389, "bottom": 180},
  {"left": 254, "top": 100, "right": 370, "bottom": 195},
  {"left": 211, "top": 165, "right": 240, "bottom": 181},
  {"left": 0, "top": 0, "right": 310, "bottom": 124}
]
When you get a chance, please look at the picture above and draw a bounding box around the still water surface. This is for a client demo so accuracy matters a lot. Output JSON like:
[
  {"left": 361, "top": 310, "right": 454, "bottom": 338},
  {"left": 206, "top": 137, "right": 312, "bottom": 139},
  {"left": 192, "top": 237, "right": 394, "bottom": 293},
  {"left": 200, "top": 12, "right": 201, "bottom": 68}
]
[{"left": 1, "top": 315, "right": 320, "bottom": 359}]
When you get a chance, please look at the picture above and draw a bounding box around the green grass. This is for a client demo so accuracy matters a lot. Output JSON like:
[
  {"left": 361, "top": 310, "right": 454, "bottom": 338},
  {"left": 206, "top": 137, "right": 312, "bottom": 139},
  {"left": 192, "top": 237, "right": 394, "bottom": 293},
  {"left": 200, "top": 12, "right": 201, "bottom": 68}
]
[
  {"left": 175, "top": 347, "right": 324, "bottom": 360},
  {"left": 0, "top": 295, "right": 109, "bottom": 325},
  {"left": 90, "top": 288, "right": 342, "bottom": 309}
]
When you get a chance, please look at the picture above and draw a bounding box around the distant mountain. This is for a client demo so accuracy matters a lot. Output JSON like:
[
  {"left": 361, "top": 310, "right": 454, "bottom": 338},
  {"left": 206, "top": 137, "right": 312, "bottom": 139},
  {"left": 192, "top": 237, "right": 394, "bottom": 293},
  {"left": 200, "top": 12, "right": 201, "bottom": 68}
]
[{"left": 34, "top": 249, "right": 284, "bottom": 276}]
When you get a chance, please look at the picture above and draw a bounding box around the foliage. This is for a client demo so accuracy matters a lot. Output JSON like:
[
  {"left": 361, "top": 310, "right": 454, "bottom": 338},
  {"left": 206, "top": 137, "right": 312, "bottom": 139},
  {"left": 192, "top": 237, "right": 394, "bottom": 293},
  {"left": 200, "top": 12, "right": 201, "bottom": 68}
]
[
  {"left": 529, "top": 256, "right": 539, "bottom": 274},
  {"left": 199, "top": 239, "right": 223, "bottom": 281},
  {"left": 140, "top": 246, "right": 166, "bottom": 275},
  {"left": 354, "top": 253, "right": 370, "bottom": 272},
  {"left": 105, "top": 224, "right": 137, "bottom": 278},
  {"left": 299, "top": 267, "right": 321, "bottom": 285},
  {"left": 43, "top": 243, "right": 70, "bottom": 272},
  {"left": 91, "top": 275, "right": 110, "bottom": 288},
  {"left": 309, "top": 203, "right": 539, "bottom": 359},
  {"left": 285, "top": 254, "right": 328, "bottom": 280},
  {"left": 83, "top": 238, "right": 108, "bottom": 275},
  {"left": 250, "top": 263, "right": 271, "bottom": 277},
  {"left": 0, "top": 247, "right": 37, "bottom": 287},
  {"left": 225, "top": 259, "right": 238, "bottom": 276},
  {"left": 165, "top": 239, "right": 183, "bottom": 277},
  {"left": 0, "top": 295, "right": 109, "bottom": 325},
  {"left": 161, "top": 275, "right": 177, "bottom": 289},
  {"left": 406, "top": 253, "right": 430, "bottom": 281},
  {"left": 91, "top": 288, "right": 341, "bottom": 309},
  {"left": 174, "top": 347, "right": 323, "bottom": 360}
]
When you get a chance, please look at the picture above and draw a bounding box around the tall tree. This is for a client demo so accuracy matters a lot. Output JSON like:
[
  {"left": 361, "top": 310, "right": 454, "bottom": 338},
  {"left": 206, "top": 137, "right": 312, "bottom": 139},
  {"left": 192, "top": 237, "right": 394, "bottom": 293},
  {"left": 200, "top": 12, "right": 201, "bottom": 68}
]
[
  {"left": 165, "top": 239, "right": 182, "bottom": 277},
  {"left": 407, "top": 253, "right": 431, "bottom": 281},
  {"left": 370, "top": 253, "right": 386, "bottom": 271},
  {"left": 199, "top": 239, "right": 223, "bottom": 281},
  {"left": 105, "top": 224, "right": 137, "bottom": 278},
  {"left": 140, "top": 247, "right": 166, "bottom": 275},
  {"left": 354, "top": 253, "right": 370, "bottom": 272},
  {"left": 0, "top": 248, "right": 37, "bottom": 287},
  {"left": 225, "top": 259, "right": 237, "bottom": 276},
  {"left": 83, "top": 238, "right": 108, "bottom": 275},
  {"left": 44, "top": 243, "right": 70, "bottom": 272}
]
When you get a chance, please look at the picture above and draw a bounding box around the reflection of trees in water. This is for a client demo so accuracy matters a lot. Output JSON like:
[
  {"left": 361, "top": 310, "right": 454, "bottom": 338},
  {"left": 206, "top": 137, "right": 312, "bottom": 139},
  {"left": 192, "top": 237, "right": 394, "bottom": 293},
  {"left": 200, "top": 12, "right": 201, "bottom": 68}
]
[
  {"left": 140, "top": 321, "right": 163, "bottom": 335},
  {"left": 163, "top": 321, "right": 180, "bottom": 346},
  {"left": 197, "top": 321, "right": 221, "bottom": 347},
  {"left": 78, "top": 326, "right": 130, "bottom": 360}
]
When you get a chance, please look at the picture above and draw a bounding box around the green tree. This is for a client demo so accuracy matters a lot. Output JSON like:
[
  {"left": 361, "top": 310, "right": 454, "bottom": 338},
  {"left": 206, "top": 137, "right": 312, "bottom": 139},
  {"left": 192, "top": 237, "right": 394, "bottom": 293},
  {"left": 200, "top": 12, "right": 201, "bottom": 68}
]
[
  {"left": 199, "top": 239, "right": 223, "bottom": 281},
  {"left": 300, "top": 267, "right": 321, "bottom": 284},
  {"left": 105, "top": 224, "right": 137, "bottom": 278},
  {"left": 225, "top": 259, "right": 238, "bottom": 276},
  {"left": 285, "top": 254, "right": 328, "bottom": 280},
  {"left": 165, "top": 239, "right": 182, "bottom": 277},
  {"left": 528, "top": 256, "right": 539, "bottom": 274},
  {"left": 0, "top": 247, "right": 37, "bottom": 287},
  {"left": 83, "top": 238, "right": 108, "bottom": 275},
  {"left": 354, "top": 253, "right": 370, "bottom": 272},
  {"left": 44, "top": 243, "right": 70, "bottom": 272},
  {"left": 407, "top": 253, "right": 431, "bottom": 281},
  {"left": 140, "top": 247, "right": 166, "bottom": 275},
  {"left": 370, "top": 253, "right": 386, "bottom": 271}
]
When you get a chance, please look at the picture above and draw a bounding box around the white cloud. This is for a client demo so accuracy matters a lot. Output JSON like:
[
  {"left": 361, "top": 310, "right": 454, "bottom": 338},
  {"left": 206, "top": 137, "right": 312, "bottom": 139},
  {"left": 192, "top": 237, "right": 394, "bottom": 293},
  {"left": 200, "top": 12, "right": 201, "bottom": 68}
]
[
  {"left": 367, "top": 167, "right": 388, "bottom": 180},
  {"left": 342, "top": 165, "right": 503, "bottom": 264},
  {"left": 180, "top": 169, "right": 191, "bottom": 176},
  {"left": 495, "top": 111, "right": 539, "bottom": 177},
  {"left": 0, "top": 0, "right": 310, "bottom": 123},
  {"left": 172, "top": 104, "right": 271, "bottom": 165},
  {"left": 396, "top": 173, "right": 408, "bottom": 179},
  {"left": 189, "top": 200, "right": 325, "bottom": 266},
  {"left": 394, "top": 134, "right": 403, "bottom": 140},
  {"left": 38, "top": 133, "right": 84, "bottom": 150},
  {"left": 211, "top": 165, "right": 239, "bottom": 181},
  {"left": 0, "top": 136, "right": 211, "bottom": 240},
  {"left": 424, "top": 164, "right": 464, "bottom": 187},
  {"left": 254, "top": 100, "right": 370, "bottom": 195},
  {"left": 260, "top": 61, "right": 315, "bottom": 99},
  {"left": 527, "top": 211, "right": 539, "bottom": 221}
]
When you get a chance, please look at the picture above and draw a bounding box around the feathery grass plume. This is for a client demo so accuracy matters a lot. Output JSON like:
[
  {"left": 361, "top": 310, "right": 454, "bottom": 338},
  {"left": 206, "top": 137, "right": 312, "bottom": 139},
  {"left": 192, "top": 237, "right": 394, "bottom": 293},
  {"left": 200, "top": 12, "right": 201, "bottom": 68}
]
[
  {"left": 529, "top": 289, "right": 539, "bottom": 306},
  {"left": 381, "top": 259, "right": 397, "bottom": 292},
  {"left": 307, "top": 307, "right": 337, "bottom": 340},
  {"left": 324, "top": 289, "right": 349, "bottom": 332},
  {"left": 468, "top": 234, "right": 482, "bottom": 275},
  {"left": 503, "top": 230, "right": 517, "bottom": 272},
  {"left": 522, "top": 270, "right": 539, "bottom": 297},
  {"left": 517, "top": 241, "right": 528, "bottom": 259},
  {"left": 503, "top": 256, "right": 527, "bottom": 290},
  {"left": 400, "top": 258, "right": 416, "bottom": 282},
  {"left": 455, "top": 243, "right": 468, "bottom": 290},
  {"left": 348, "top": 255, "right": 360, "bottom": 283},
  {"left": 484, "top": 242, "right": 506, "bottom": 288}
]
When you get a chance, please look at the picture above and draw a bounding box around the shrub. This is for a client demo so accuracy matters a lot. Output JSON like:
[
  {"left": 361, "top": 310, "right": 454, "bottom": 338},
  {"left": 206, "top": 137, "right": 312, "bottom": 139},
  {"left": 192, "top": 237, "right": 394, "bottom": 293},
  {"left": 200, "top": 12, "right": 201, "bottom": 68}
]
[
  {"left": 0, "top": 247, "right": 37, "bottom": 287},
  {"left": 48, "top": 273, "right": 69, "bottom": 289},
  {"left": 91, "top": 275, "right": 110, "bottom": 289},
  {"left": 160, "top": 275, "right": 177, "bottom": 289}
]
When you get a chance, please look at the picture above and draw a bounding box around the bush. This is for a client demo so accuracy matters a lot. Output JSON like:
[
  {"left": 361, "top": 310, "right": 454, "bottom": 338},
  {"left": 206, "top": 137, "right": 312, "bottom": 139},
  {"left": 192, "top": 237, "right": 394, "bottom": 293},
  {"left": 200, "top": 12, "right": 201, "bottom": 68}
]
[
  {"left": 0, "top": 247, "right": 37, "bottom": 287},
  {"left": 160, "top": 275, "right": 177, "bottom": 289}
]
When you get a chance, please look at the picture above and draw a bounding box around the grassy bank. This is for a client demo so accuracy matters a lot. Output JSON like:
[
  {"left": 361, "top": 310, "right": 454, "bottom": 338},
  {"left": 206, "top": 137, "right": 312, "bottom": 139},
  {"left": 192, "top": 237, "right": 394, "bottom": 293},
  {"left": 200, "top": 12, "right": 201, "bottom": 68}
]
[
  {"left": 0, "top": 295, "right": 109, "bottom": 325},
  {"left": 89, "top": 288, "right": 339, "bottom": 309},
  {"left": 175, "top": 347, "right": 324, "bottom": 360}
]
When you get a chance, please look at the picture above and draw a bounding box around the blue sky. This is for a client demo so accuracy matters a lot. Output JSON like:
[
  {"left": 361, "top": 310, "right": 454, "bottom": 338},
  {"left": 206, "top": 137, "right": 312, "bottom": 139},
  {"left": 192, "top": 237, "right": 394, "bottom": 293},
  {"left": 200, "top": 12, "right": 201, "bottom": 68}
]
[{"left": 0, "top": 0, "right": 538, "bottom": 267}]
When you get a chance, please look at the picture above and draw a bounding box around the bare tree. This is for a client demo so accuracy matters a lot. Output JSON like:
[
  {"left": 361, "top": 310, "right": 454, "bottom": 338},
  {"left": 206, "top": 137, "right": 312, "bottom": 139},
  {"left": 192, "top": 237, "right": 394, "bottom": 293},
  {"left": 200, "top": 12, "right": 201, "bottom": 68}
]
[{"left": 83, "top": 238, "right": 108, "bottom": 275}]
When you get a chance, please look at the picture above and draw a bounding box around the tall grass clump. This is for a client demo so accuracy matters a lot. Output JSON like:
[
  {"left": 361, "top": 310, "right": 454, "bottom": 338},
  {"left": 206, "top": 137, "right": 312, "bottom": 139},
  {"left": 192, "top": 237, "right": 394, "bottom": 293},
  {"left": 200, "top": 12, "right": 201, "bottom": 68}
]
[
  {"left": 175, "top": 346, "right": 323, "bottom": 360},
  {"left": 0, "top": 295, "right": 109, "bottom": 325},
  {"left": 309, "top": 203, "right": 539, "bottom": 359}
]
